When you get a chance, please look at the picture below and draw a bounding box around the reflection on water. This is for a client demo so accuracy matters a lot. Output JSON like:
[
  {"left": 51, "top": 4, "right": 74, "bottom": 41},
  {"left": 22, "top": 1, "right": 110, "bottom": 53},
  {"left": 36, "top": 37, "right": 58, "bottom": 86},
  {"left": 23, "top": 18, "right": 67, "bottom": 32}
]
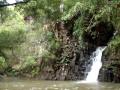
[{"left": 0, "top": 79, "right": 120, "bottom": 90}]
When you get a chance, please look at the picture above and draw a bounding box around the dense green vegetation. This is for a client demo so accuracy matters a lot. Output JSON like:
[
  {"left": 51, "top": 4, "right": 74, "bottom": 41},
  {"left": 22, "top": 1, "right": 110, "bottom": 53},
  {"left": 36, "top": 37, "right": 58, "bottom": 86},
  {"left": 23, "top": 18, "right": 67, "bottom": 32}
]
[{"left": 0, "top": 0, "right": 119, "bottom": 79}]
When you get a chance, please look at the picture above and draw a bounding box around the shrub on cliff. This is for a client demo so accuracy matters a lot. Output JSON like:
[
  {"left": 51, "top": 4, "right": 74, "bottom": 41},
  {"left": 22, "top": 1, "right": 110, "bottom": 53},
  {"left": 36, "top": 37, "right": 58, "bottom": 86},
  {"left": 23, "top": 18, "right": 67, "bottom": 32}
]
[{"left": 0, "top": 57, "right": 7, "bottom": 72}]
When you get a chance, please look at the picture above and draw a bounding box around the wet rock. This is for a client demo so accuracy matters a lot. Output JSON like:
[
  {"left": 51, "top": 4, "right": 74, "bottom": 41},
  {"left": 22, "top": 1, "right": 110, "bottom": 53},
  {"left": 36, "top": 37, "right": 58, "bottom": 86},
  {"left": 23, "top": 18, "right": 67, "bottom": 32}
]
[{"left": 99, "top": 49, "right": 120, "bottom": 83}]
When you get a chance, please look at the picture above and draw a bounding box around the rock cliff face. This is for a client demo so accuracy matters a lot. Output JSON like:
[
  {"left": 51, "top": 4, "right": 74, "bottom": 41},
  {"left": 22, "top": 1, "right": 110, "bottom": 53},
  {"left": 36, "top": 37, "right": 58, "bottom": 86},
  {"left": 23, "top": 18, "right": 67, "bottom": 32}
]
[
  {"left": 38, "top": 21, "right": 115, "bottom": 81},
  {"left": 99, "top": 49, "right": 120, "bottom": 83}
]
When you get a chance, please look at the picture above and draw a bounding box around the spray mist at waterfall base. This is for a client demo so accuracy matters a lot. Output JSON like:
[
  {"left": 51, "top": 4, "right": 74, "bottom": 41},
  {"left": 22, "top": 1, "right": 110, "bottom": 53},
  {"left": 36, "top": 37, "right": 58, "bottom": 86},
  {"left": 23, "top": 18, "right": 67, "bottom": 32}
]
[{"left": 77, "top": 47, "right": 106, "bottom": 83}]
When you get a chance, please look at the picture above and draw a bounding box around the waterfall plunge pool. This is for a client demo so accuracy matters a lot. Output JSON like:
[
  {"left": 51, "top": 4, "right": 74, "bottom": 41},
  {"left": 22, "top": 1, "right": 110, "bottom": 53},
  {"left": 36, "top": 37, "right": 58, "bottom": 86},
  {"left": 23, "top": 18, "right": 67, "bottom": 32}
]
[
  {"left": 0, "top": 47, "right": 115, "bottom": 90},
  {"left": 0, "top": 79, "right": 120, "bottom": 90}
]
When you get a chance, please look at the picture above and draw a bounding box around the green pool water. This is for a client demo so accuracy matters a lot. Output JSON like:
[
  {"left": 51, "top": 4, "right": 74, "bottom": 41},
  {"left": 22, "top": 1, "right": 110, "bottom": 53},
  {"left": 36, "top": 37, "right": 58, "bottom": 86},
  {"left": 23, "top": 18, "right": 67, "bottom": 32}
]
[{"left": 0, "top": 79, "right": 120, "bottom": 90}]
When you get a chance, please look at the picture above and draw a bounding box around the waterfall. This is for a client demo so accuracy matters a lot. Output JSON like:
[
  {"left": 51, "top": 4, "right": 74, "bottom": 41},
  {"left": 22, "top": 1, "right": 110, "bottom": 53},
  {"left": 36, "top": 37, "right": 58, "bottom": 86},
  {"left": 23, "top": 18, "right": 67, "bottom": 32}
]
[{"left": 85, "top": 47, "right": 106, "bottom": 83}]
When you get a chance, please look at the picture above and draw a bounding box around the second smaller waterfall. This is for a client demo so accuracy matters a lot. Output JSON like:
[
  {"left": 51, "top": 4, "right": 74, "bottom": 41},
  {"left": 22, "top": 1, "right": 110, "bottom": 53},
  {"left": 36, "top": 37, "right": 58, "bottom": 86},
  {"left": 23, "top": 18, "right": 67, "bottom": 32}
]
[{"left": 85, "top": 47, "right": 106, "bottom": 83}]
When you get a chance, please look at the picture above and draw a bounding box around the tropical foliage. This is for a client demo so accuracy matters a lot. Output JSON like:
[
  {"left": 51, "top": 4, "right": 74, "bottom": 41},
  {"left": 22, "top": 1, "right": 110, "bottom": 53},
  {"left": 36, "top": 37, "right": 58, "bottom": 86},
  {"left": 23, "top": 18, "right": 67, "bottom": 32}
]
[{"left": 0, "top": 0, "right": 119, "bottom": 77}]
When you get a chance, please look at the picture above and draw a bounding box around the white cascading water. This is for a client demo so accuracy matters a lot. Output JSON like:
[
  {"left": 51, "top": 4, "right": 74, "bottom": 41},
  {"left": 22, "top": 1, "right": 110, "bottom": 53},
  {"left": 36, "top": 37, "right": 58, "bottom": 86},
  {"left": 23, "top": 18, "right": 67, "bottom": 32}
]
[{"left": 85, "top": 47, "right": 106, "bottom": 83}]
